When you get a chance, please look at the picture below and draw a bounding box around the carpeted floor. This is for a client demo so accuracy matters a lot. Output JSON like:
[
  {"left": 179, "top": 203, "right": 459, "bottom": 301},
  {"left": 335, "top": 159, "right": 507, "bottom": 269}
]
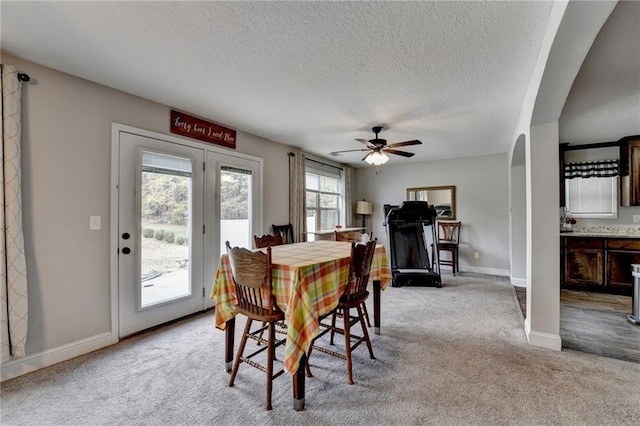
[{"left": 1, "top": 273, "right": 639, "bottom": 425}]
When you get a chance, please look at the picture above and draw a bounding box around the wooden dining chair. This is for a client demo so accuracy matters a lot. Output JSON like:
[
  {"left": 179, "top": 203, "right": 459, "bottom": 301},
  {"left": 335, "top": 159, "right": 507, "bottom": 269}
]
[
  {"left": 225, "top": 242, "right": 287, "bottom": 410},
  {"left": 253, "top": 233, "right": 284, "bottom": 248},
  {"left": 306, "top": 240, "right": 377, "bottom": 385},
  {"left": 334, "top": 231, "right": 374, "bottom": 325},
  {"left": 272, "top": 223, "right": 295, "bottom": 244},
  {"left": 252, "top": 234, "right": 287, "bottom": 342},
  {"left": 432, "top": 221, "right": 461, "bottom": 275}
]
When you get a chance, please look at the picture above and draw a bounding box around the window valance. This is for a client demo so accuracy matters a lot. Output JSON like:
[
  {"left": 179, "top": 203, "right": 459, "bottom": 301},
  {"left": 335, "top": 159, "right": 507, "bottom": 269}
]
[{"left": 564, "top": 160, "right": 619, "bottom": 179}]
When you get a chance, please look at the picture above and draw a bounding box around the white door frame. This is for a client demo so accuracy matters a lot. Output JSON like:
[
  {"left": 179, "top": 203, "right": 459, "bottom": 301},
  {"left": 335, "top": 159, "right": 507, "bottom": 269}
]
[{"left": 110, "top": 123, "right": 263, "bottom": 343}]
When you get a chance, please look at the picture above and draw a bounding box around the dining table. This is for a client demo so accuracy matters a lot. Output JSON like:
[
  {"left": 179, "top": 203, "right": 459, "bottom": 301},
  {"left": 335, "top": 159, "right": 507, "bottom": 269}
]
[{"left": 210, "top": 239, "right": 391, "bottom": 411}]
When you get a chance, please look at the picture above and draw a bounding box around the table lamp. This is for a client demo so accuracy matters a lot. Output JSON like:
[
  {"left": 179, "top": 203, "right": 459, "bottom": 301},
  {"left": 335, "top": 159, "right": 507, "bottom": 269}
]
[{"left": 355, "top": 200, "right": 373, "bottom": 230}]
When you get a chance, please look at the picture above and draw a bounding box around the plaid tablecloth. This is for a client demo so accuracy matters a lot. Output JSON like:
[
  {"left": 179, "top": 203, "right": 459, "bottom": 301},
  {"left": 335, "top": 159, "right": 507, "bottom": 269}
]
[{"left": 211, "top": 240, "right": 391, "bottom": 373}]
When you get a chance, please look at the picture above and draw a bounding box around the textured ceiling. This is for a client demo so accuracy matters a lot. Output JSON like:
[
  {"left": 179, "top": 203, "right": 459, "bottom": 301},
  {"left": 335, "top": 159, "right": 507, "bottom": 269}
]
[{"left": 1, "top": 1, "right": 553, "bottom": 166}]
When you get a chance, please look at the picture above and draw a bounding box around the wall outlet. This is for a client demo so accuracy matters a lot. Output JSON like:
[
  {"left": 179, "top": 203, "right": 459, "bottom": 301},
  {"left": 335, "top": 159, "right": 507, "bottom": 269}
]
[
  {"left": 634, "top": 215, "right": 640, "bottom": 223},
  {"left": 473, "top": 251, "right": 480, "bottom": 259}
]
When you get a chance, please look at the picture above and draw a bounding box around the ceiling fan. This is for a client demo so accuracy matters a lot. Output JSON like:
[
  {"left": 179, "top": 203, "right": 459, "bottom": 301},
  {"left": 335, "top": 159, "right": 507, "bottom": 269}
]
[{"left": 330, "top": 126, "right": 422, "bottom": 165}]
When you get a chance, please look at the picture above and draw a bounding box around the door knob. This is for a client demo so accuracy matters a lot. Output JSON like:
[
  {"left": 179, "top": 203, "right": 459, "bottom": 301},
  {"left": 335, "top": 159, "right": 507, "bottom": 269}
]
[
  {"left": 122, "top": 232, "right": 130, "bottom": 240},
  {"left": 122, "top": 247, "right": 131, "bottom": 255}
]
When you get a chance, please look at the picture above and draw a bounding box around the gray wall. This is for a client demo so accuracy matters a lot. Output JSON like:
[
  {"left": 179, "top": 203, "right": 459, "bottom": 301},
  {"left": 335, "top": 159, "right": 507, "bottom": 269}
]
[
  {"left": 559, "top": 0, "right": 640, "bottom": 226},
  {"left": 559, "top": 0, "right": 639, "bottom": 145},
  {"left": 355, "top": 153, "right": 510, "bottom": 275},
  {"left": 3, "top": 53, "right": 293, "bottom": 357}
]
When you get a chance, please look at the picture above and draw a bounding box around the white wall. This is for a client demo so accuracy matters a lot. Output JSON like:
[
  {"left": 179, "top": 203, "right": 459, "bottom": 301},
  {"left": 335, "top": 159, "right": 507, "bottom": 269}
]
[
  {"left": 527, "top": 122, "right": 561, "bottom": 348},
  {"left": 510, "top": 164, "right": 527, "bottom": 285},
  {"left": 558, "top": 1, "right": 640, "bottom": 227},
  {"left": 559, "top": 0, "right": 640, "bottom": 144},
  {"left": 508, "top": 0, "right": 616, "bottom": 351},
  {"left": 355, "top": 153, "right": 510, "bottom": 275},
  {"left": 559, "top": 1, "right": 640, "bottom": 226},
  {"left": 2, "top": 53, "right": 293, "bottom": 364}
]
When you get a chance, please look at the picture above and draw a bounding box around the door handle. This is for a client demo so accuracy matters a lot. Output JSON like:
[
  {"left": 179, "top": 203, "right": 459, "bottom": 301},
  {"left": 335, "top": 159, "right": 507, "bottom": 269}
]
[{"left": 121, "top": 247, "right": 131, "bottom": 255}]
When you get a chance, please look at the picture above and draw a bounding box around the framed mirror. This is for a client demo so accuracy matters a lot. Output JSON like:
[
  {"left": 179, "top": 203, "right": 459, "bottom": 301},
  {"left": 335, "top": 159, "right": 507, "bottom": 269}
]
[{"left": 406, "top": 185, "right": 456, "bottom": 220}]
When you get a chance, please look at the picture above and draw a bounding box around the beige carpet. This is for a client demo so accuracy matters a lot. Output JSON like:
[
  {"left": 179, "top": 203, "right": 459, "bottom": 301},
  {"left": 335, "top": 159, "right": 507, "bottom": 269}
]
[{"left": 1, "top": 273, "right": 639, "bottom": 425}]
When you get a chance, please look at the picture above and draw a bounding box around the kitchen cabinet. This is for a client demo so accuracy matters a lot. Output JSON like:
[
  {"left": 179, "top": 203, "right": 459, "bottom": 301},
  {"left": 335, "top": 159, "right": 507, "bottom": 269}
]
[
  {"left": 605, "top": 239, "right": 640, "bottom": 292},
  {"left": 563, "top": 237, "right": 604, "bottom": 287},
  {"left": 620, "top": 136, "right": 640, "bottom": 206},
  {"left": 561, "top": 236, "right": 639, "bottom": 294}
]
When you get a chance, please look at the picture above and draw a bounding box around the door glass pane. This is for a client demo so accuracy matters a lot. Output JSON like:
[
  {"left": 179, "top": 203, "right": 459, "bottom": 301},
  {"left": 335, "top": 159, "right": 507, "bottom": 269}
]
[
  {"left": 220, "top": 166, "right": 252, "bottom": 253},
  {"left": 140, "top": 151, "right": 192, "bottom": 308}
]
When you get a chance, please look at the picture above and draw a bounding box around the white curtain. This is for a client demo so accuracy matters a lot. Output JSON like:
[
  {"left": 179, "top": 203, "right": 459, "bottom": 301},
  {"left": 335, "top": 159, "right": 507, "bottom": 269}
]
[
  {"left": 288, "top": 152, "right": 306, "bottom": 243},
  {"left": 1, "top": 64, "right": 28, "bottom": 362}
]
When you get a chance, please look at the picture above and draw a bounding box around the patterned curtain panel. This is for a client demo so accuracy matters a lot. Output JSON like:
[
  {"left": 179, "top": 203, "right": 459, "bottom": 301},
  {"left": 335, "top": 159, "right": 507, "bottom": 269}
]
[
  {"left": 1, "top": 64, "right": 28, "bottom": 362},
  {"left": 288, "top": 152, "right": 306, "bottom": 243},
  {"left": 564, "top": 160, "right": 619, "bottom": 179}
]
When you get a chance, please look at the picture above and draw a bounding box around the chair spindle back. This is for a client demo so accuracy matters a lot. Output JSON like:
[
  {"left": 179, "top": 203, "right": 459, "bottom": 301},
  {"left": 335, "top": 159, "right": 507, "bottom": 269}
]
[
  {"left": 438, "top": 221, "right": 461, "bottom": 244},
  {"left": 226, "top": 242, "right": 276, "bottom": 316},
  {"left": 254, "top": 234, "right": 284, "bottom": 248}
]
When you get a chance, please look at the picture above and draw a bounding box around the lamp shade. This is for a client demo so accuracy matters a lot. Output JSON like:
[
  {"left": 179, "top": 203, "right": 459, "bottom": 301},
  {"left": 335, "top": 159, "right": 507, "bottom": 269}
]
[{"left": 355, "top": 200, "right": 373, "bottom": 215}]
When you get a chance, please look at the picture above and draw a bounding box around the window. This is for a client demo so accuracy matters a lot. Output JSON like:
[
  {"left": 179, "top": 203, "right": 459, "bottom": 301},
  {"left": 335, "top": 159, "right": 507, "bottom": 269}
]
[
  {"left": 564, "top": 159, "right": 619, "bottom": 219},
  {"left": 565, "top": 176, "right": 618, "bottom": 218},
  {"left": 305, "top": 164, "right": 343, "bottom": 239}
]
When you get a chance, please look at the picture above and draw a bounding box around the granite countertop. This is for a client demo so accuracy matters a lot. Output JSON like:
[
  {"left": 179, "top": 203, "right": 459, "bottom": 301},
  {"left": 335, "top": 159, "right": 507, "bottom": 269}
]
[
  {"left": 561, "top": 226, "right": 640, "bottom": 239},
  {"left": 562, "top": 232, "right": 639, "bottom": 238}
]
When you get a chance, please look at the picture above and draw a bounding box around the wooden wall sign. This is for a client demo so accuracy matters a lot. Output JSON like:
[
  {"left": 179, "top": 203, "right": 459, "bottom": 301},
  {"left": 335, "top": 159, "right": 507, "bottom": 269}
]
[{"left": 170, "top": 110, "right": 236, "bottom": 149}]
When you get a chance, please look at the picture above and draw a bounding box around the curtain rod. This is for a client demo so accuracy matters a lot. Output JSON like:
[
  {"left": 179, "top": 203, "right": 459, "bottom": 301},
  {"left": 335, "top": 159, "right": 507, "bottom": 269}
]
[
  {"left": 305, "top": 157, "right": 343, "bottom": 171},
  {"left": 17, "top": 73, "right": 30, "bottom": 82}
]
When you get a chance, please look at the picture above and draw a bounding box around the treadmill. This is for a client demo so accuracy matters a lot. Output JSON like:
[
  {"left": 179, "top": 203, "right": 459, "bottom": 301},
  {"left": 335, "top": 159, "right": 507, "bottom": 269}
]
[{"left": 384, "top": 201, "right": 441, "bottom": 287}]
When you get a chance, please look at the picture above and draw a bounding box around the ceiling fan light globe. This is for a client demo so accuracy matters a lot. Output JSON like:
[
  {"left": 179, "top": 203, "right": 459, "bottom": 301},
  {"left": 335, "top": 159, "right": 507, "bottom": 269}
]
[{"left": 365, "top": 151, "right": 389, "bottom": 165}]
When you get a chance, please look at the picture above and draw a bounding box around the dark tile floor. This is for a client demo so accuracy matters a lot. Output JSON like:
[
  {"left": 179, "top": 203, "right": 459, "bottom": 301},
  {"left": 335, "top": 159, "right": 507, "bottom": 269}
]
[{"left": 515, "top": 287, "right": 639, "bottom": 363}]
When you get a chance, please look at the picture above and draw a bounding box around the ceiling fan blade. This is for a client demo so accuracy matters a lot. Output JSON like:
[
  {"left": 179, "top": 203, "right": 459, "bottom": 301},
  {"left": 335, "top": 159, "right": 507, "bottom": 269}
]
[
  {"left": 356, "top": 138, "right": 377, "bottom": 149},
  {"left": 383, "top": 148, "right": 415, "bottom": 158},
  {"left": 386, "top": 139, "right": 422, "bottom": 148},
  {"left": 330, "top": 148, "right": 371, "bottom": 155}
]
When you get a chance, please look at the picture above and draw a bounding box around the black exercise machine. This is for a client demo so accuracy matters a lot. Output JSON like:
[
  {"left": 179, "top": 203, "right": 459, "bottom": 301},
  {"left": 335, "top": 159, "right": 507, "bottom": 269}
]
[{"left": 384, "top": 201, "right": 442, "bottom": 287}]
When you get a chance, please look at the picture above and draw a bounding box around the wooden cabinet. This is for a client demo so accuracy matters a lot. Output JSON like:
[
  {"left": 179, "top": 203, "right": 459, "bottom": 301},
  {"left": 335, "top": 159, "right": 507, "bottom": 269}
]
[
  {"left": 563, "top": 238, "right": 604, "bottom": 287},
  {"left": 561, "top": 236, "right": 639, "bottom": 294},
  {"left": 605, "top": 239, "right": 640, "bottom": 291},
  {"left": 620, "top": 136, "right": 640, "bottom": 206}
]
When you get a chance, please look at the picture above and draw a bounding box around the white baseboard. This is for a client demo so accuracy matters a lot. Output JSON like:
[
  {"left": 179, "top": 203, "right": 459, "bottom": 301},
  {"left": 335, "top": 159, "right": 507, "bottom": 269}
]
[
  {"left": 1, "top": 331, "right": 115, "bottom": 382},
  {"left": 510, "top": 277, "right": 527, "bottom": 287},
  {"left": 525, "top": 320, "right": 562, "bottom": 351},
  {"left": 460, "top": 265, "right": 510, "bottom": 276}
]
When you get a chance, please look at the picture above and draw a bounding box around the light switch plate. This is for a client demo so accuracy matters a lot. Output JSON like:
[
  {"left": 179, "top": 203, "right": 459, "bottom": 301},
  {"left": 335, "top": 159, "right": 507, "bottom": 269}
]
[
  {"left": 633, "top": 215, "right": 640, "bottom": 223},
  {"left": 90, "top": 216, "right": 101, "bottom": 230}
]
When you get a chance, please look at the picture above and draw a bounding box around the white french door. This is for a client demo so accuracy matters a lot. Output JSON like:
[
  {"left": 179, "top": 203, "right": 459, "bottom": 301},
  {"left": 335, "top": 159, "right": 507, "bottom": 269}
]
[
  {"left": 209, "top": 152, "right": 262, "bottom": 254},
  {"left": 112, "top": 125, "right": 263, "bottom": 338},
  {"left": 117, "top": 131, "right": 205, "bottom": 337}
]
